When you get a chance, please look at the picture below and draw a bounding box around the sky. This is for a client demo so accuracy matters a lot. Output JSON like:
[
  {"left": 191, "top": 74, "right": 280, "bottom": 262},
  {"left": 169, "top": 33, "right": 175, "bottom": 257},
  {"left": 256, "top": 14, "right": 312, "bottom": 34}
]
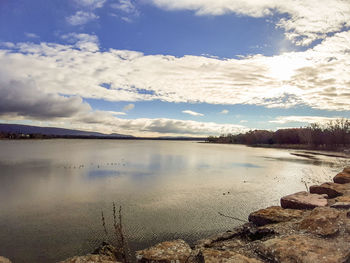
[{"left": 0, "top": 0, "right": 350, "bottom": 137}]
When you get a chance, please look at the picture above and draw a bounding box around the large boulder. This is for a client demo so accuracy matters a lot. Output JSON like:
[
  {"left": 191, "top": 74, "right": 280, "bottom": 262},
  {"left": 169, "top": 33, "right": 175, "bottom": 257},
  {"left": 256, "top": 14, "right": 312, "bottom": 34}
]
[
  {"left": 280, "top": 191, "right": 328, "bottom": 209},
  {"left": 200, "top": 248, "right": 263, "bottom": 263},
  {"left": 309, "top": 182, "right": 350, "bottom": 198},
  {"left": 0, "top": 257, "right": 12, "bottom": 263},
  {"left": 299, "top": 207, "right": 341, "bottom": 236},
  {"left": 256, "top": 234, "right": 350, "bottom": 263},
  {"left": 333, "top": 172, "right": 350, "bottom": 184},
  {"left": 248, "top": 206, "right": 304, "bottom": 226},
  {"left": 136, "top": 239, "right": 192, "bottom": 263}
]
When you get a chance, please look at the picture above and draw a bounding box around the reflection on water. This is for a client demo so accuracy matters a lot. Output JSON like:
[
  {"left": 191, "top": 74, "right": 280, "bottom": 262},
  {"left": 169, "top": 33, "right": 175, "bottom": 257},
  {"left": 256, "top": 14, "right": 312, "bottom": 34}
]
[{"left": 0, "top": 140, "right": 347, "bottom": 263}]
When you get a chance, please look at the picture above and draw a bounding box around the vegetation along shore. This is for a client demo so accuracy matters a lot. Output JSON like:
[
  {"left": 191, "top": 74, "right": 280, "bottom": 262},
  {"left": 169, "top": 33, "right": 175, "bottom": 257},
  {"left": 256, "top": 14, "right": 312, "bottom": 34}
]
[{"left": 207, "top": 119, "right": 350, "bottom": 153}]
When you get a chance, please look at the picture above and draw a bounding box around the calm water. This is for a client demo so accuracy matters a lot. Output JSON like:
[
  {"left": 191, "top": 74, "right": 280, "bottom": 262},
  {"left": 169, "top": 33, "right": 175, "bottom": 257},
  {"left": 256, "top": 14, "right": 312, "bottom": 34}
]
[{"left": 0, "top": 139, "right": 347, "bottom": 262}]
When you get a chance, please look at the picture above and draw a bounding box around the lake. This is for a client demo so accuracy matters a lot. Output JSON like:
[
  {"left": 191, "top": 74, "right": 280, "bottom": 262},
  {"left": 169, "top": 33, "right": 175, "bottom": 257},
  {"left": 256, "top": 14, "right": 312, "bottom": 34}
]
[{"left": 0, "top": 139, "right": 347, "bottom": 262}]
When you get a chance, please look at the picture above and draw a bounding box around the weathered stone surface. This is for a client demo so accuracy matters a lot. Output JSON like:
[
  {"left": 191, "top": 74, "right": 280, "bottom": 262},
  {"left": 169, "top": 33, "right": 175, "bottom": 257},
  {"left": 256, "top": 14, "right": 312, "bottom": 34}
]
[
  {"left": 299, "top": 207, "right": 340, "bottom": 236},
  {"left": 309, "top": 182, "right": 350, "bottom": 198},
  {"left": 333, "top": 172, "right": 350, "bottom": 184},
  {"left": 58, "top": 254, "right": 118, "bottom": 263},
  {"left": 335, "top": 195, "right": 350, "bottom": 202},
  {"left": 200, "top": 248, "right": 263, "bottom": 263},
  {"left": 256, "top": 234, "right": 350, "bottom": 263},
  {"left": 0, "top": 257, "right": 12, "bottom": 263},
  {"left": 248, "top": 206, "right": 304, "bottom": 226},
  {"left": 136, "top": 239, "right": 192, "bottom": 263},
  {"left": 280, "top": 191, "right": 328, "bottom": 209}
]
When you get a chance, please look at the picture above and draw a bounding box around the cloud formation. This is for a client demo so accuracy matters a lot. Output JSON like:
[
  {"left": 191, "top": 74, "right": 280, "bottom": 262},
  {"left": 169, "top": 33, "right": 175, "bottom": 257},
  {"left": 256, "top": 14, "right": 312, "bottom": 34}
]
[
  {"left": 270, "top": 116, "right": 343, "bottom": 125},
  {"left": 149, "top": 0, "right": 350, "bottom": 46},
  {"left": 220, "top": 109, "right": 229, "bottom": 114},
  {"left": 74, "top": 0, "right": 106, "bottom": 9},
  {"left": 110, "top": 0, "right": 139, "bottom": 22},
  {"left": 0, "top": 78, "right": 90, "bottom": 120},
  {"left": 1, "top": 30, "right": 350, "bottom": 111},
  {"left": 182, "top": 110, "right": 204, "bottom": 116},
  {"left": 66, "top": 11, "right": 99, "bottom": 25}
]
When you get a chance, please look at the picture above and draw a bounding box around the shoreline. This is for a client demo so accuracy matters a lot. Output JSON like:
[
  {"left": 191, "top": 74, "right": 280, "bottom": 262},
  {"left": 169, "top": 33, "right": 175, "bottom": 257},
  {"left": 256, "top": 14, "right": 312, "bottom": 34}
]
[
  {"left": 58, "top": 167, "right": 350, "bottom": 262},
  {"left": 2, "top": 167, "right": 350, "bottom": 262}
]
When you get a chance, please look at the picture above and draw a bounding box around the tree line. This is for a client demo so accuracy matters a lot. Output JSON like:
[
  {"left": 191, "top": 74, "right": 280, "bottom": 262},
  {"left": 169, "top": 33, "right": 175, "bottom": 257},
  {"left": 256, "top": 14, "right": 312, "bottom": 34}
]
[{"left": 207, "top": 119, "right": 350, "bottom": 149}]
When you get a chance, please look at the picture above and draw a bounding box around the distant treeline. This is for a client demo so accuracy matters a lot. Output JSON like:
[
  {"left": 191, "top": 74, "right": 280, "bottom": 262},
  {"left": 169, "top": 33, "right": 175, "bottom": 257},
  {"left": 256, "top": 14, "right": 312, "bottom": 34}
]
[
  {"left": 0, "top": 132, "right": 205, "bottom": 141},
  {"left": 207, "top": 119, "right": 350, "bottom": 149}
]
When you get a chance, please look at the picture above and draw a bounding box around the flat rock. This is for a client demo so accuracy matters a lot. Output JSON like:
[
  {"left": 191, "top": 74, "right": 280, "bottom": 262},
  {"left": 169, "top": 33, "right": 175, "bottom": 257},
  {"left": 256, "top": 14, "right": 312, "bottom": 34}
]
[
  {"left": 333, "top": 172, "right": 350, "bottom": 184},
  {"left": 58, "top": 254, "right": 118, "bottom": 263},
  {"left": 0, "top": 257, "right": 12, "bottom": 263},
  {"left": 310, "top": 182, "right": 350, "bottom": 198},
  {"left": 256, "top": 234, "right": 350, "bottom": 263},
  {"left": 200, "top": 248, "right": 263, "bottom": 263},
  {"left": 280, "top": 191, "right": 328, "bottom": 209},
  {"left": 248, "top": 206, "right": 304, "bottom": 226},
  {"left": 299, "top": 207, "right": 340, "bottom": 236},
  {"left": 136, "top": 239, "right": 192, "bottom": 263}
]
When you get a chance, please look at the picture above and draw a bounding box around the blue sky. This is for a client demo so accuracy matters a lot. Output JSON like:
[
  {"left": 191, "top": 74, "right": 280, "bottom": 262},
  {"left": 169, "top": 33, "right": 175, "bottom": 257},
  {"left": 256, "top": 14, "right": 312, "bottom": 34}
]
[{"left": 0, "top": 0, "right": 350, "bottom": 136}]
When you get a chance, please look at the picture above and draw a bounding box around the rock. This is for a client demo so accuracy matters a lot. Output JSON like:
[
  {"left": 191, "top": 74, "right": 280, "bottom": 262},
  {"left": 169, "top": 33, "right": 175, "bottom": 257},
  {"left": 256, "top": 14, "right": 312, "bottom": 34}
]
[
  {"left": 280, "top": 191, "right": 328, "bottom": 209},
  {"left": 335, "top": 195, "right": 350, "bottom": 202},
  {"left": 58, "top": 254, "right": 118, "bottom": 263},
  {"left": 200, "top": 248, "right": 263, "bottom": 263},
  {"left": 256, "top": 234, "right": 350, "bottom": 263},
  {"left": 0, "top": 257, "right": 12, "bottom": 263},
  {"left": 248, "top": 206, "right": 304, "bottom": 226},
  {"left": 333, "top": 172, "right": 350, "bottom": 184},
  {"left": 309, "top": 182, "right": 350, "bottom": 198},
  {"left": 343, "top": 167, "right": 350, "bottom": 174},
  {"left": 92, "top": 242, "right": 118, "bottom": 261},
  {"left": 136, "top": 239, "right": 192, "bottom": 263},
  {"left": 299, "top": 207, "right": 340, "bottom": 236},
  {"left": 331, "top": 202, "right": 350, "bottom": 209}
]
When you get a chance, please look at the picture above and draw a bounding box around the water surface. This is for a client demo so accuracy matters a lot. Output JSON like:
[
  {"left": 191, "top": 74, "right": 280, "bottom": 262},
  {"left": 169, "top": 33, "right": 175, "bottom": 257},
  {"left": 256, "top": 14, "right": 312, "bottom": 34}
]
[{"left": 0, "top": 140, "right": 347, "bottom": 262}]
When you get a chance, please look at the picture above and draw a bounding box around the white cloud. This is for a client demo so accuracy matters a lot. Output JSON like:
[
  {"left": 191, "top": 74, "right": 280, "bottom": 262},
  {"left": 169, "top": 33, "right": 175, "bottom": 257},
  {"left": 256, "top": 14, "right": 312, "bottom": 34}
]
[
  {"left": 149, "top": 0, "right": 350, "bottom": 46},
  {"left": 25, "top": 33, "right": 39, "bottom": 38},
  {"left": 111, "top": 0, "right": 138, "bottom": 14},
  {"left": 182, "top": 110, "right": 204, "bottom": 116},
  {"left": 240, "top": 120, "right": 248, "bottom": 123},
  {"left": 110, "top": 0, "right": 139, "bottom": 22},
  {"left": 62, "top": 33, "right": 99, "bottom": 52},
  {"left": 66, "top": 11, "right": 99, "bottom": 25},
  {"left": 220, "top": 109, "right": 229, "bottom": 114},
  {"left": 123, "top": 103, "right": 135, "bottom": 111},
  {"left": 1, "top": 30, "right": 350, "bottom": 114},
  {"left": 74, "top": 0, "right": 106, "bottom": 9},
  {"left": 269, "top": 116, "right": 343, "bottom": 124},
  {"left": 105, "top": 111, "right": 126, "bottom": 115}
]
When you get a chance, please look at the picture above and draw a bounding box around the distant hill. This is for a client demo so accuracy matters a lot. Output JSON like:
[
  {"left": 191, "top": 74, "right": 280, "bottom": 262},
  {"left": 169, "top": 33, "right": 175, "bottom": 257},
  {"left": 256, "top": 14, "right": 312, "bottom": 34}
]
[{"left": 0, "top": 123, "right": 133, "bottom": 138}]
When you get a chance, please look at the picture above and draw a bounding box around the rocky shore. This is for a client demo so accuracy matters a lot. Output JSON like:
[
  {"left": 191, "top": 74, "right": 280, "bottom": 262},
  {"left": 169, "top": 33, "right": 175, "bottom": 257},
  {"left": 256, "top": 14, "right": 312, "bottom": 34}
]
[{"left": 2, "top": 167, "right": 350, "bottom": 263}]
